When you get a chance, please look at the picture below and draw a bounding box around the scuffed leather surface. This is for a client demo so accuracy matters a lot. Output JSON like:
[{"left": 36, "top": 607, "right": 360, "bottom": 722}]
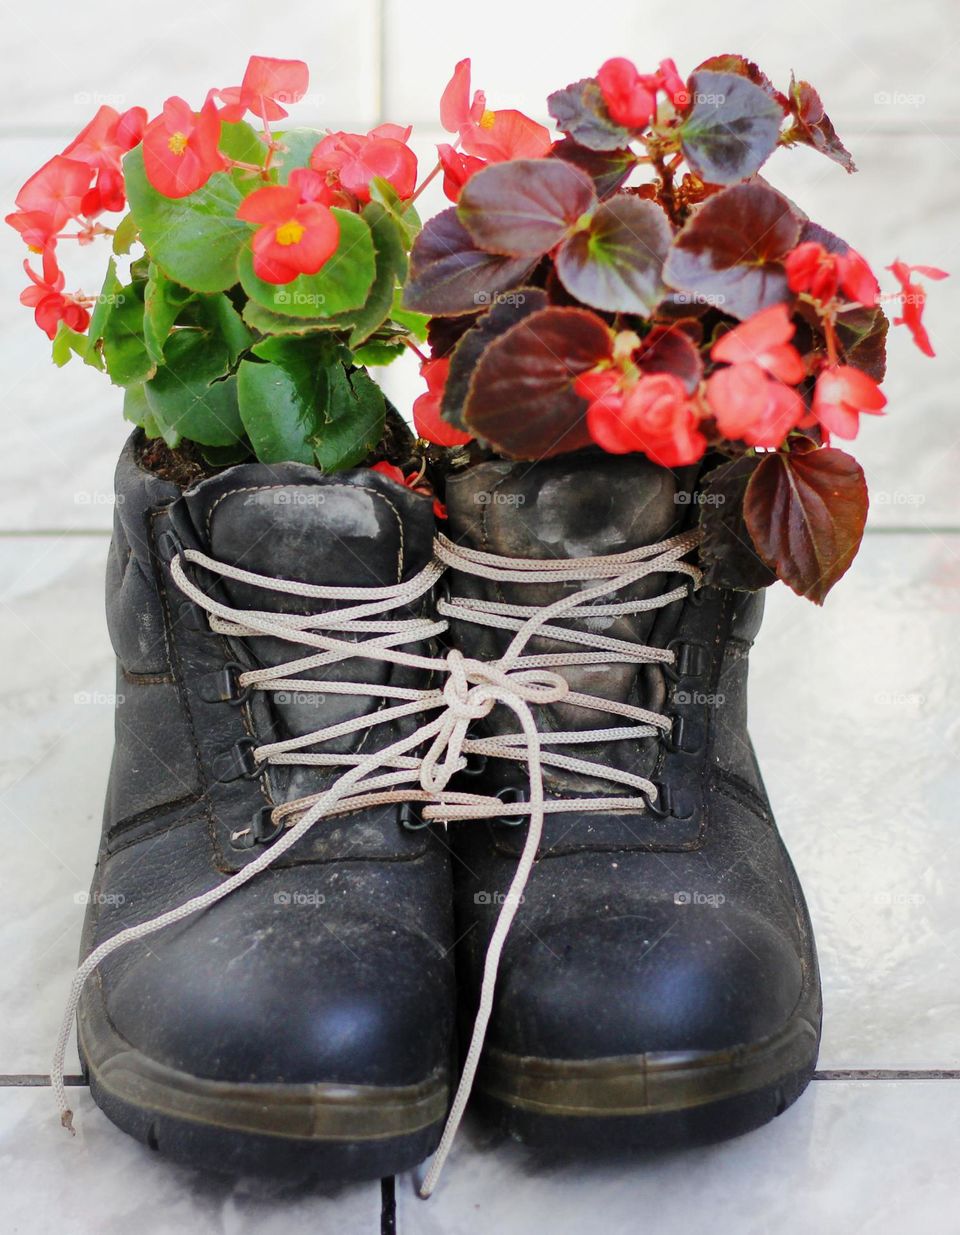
[
  {"left": 444, "top": 455, "right": 820, "bottom": 1062},
  {"left": 80, "top": 432, "right": 455, "bottom": 1090}
]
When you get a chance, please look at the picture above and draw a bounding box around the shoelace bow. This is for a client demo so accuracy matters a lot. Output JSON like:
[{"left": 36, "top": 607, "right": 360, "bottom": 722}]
[{"left": 51, "top": 528, "right": 702, "bottom": 1200}]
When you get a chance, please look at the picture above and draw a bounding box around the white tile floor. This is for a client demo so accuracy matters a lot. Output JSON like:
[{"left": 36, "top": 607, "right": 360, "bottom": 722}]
[{"left": 1, "top": 4, "right": 958, "bottom": 1232}]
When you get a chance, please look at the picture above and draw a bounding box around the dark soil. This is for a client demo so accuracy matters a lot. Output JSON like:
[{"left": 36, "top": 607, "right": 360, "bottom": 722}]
[{"left": 137, "top": 436, "right": 216, "bottom": 488}]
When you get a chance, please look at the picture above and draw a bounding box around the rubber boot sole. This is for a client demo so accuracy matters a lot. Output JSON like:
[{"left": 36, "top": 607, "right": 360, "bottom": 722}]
[
  {"left": 473, "top": 1009, "right": 820, "bottom": 1152},
  {"left": 78, "top": 993, "right": 449, "bottom": 1181}
]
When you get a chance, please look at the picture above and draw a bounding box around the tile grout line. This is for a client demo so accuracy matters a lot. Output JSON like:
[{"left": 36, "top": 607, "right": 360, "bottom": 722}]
[{"left": 5, "top": 1070, "right": 960, "bottom": 1089}]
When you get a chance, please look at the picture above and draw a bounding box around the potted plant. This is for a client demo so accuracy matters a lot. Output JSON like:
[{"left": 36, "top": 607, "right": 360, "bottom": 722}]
[{"left": 10, "top": 50, "right": 946, "bottom": 1194}]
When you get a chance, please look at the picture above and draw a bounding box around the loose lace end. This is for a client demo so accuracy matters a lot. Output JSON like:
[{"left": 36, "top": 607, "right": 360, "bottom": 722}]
[{"left": 60, "top": 1108, "right": 75, "bottom": 1135}]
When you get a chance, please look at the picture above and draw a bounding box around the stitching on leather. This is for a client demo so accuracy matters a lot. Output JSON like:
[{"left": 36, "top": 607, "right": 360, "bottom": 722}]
[{"left": 121, "top": 668, "right": 175, "bottom": 686}]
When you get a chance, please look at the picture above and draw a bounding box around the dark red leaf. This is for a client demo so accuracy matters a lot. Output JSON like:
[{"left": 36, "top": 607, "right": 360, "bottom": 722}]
[
  {"left": 636, "top": 324, "right": 703, "bottom": 393},
  {"left": 555, "top": 195, "right": 672, "bottom": 314},
  {"left": 441, "top": 288, "right": 549, "bottom": 429},
  {"left": 678, "top": 70, "right": 784, "bottom": 185},
  {"left": 551, "top": 137, "right": 638, "bottom": 199},
  {"left": 693, "top": 55, "right": 789, "bottom": 111},
  {"left": 462, "top": 306, "right": 613, "bottom": 458},
  {"left": 457, "top": 158, "right": 597, "bottom": 258},
  {"left": 663, "top": 182, "right": 802, "bottom": 320},
  {"left": 787, "top": 76, "right": 856, "bottom": 173},
  {"left": 403, "top": 208, "right": 538, "bottom": 316},
  {"left": 834, "top": 305, "right": 888, "bottom": 382},
  {"left": 547, "top": 78, "right": 635, "bottom": 152},
  {"left": 744, "top": 446, "right": 868, "bottom": 603},
  {"left": 699, "top": 455, "right": 778, "bottom": 591}
]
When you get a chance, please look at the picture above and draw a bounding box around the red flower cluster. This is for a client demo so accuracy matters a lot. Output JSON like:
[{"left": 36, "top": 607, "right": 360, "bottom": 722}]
[
  {"left": 887, "top": 259, "right": 949, "bottom": 357},
  {"left": 437, "top": 59, "right": 552, "bottom": 201},
  {"left": 236, "top": 170, "right": 340, "bottom": 284},
  {"left": 706, "top": 306, "right": 806, "bottom": 447},
  {"left": 143, "top": 97, "right": 222, "bottom": 199},
  {"left": 310, "top": 125, "right": 418, "bottom": 204},
  {"left": 413, "top": 357, "right": 472, "bottom": 447},
  {"left": 577, "top": 369, "right": 706, "bottom": 468},
  {"left": 214, "top": 55, "right": 309, "bottom": 123},
  {"left": 596, "top": 56, "right": 687, "bottom": 129},
  {"left": 7, "top": 105, "right": 145, "bottom": 250},
  {"left": 785, "top": 241, "right": 879, "bottom": 307},
  {"left": 20, "top": 249, "right": 89, "bottom": 339}
]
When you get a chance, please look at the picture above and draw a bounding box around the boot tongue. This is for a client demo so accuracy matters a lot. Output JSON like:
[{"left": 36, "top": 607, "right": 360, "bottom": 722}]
[
  {"left": 169, "top": 462, "right": 434, "bottom": 786},
  {"left": 445, "top": 454, "right": 688, "bottom": 790}
]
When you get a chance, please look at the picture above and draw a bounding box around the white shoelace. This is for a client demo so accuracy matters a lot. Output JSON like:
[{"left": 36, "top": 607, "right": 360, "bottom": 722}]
[
  {"left": 51, "top": 525, "right": 701, "bottom": 1200},
  {"left": 415, "top": 528, "right": 702, "bottom": 1195}
]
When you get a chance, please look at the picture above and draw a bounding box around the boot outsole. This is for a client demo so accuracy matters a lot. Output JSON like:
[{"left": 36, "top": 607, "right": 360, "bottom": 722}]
[
  {"left": 473, "top": 1010, "right": 820, "bottom": 1152},
  {"left": 79, "top": 999, "right": 449, "bottom": 1180}
]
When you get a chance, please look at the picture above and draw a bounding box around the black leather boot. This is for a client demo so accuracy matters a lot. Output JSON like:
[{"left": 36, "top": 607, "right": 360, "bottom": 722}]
[
  {"left": 72, "top": 432, "right": 455, "bottom": 1179},
  {"left": 439, "top": 453, "right": 821, "bottom": 1152}
]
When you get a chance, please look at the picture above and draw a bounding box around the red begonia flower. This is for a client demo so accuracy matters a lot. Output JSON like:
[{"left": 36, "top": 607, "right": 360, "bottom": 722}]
[
  {"left": 597, "top": 58, "right": 658, "bottom": 129},
  {"left": 437, "top": 143, "right": 487, "bottom": 202},
  {"left": 658, "top": 58, "right": 688, "bottom": 107},
  {"left": 413, "top": 358, "right": 472, "bottom": 447},
  {"left": 811, "top": 365, "right": 886, "bottom": 439},
  {"left": 59, "top": 105, "right": 146, "bottom": 218},
  {"left": 236, "top": 181, "right": 340, "bottom": 284},
  {"left": 371, "top": 462, "right": 447, "bottom": 519},
  {"left": 439, "top": 59, "right": 551, "bottom": 164},
  {"left": 586, "top": 372, "right": 706, "bottom": 467},
  {"left": 887, "top": 259, "right": 949, "bottom": 358},
  {"left": 712, "top": 304, "right": 805, "bottom": 385},
  {"left": 5, "top": 209, "right": 57, "bottom": 251},
  {"left": 705, "top": 362, "right": 805, "bottom": 447},
  {"left": 310, "top": 127, "right": 418, "bottom": 203},
  {"left": 20, "top": 251, "right": 89, "bottom": 339},
  {"left": 15, "top": 156, "right": 92, "bottom": 231},
  {"left": 216, "top": 56, "right": 309, "bottom": 123},
  {"left": 143, "top": 97, "right": 223, "bottom": 198},
  {"left": 785, "top": 241, "right": 879, "bottom": 308}
]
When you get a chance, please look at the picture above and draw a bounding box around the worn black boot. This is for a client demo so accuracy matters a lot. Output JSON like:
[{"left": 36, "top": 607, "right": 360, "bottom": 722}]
[
  {"left": 68, "top": 432, "right": 455, "bottom": 1180},
  {"left": 439, "top": 453, "right": 821, "bottom": 1153}
]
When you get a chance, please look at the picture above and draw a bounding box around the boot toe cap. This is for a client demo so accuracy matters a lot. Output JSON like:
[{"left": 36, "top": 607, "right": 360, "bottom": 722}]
[{"left": 491, "top": 902, "right": 805, "bottom": 1060}]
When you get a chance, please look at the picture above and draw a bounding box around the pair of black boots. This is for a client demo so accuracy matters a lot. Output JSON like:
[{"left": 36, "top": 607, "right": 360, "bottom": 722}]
[{"left": 70, "top": 432, "right": 820, "bottom": 1188}]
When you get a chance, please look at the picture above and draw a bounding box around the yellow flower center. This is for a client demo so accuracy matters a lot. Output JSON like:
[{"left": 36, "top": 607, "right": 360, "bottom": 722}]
[
  {"left": 479, "top": 108, "right": 497, "bottom": 130},
  {"left": 276, "top": 219, "right": 306, "bottom": 246},
  {"left": 167, "top": 131, "right": 189, "bottom": 156}
]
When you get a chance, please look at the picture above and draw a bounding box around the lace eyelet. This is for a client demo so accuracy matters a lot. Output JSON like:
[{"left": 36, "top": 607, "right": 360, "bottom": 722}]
[
  {"left": 494, "top": 785, "right": 527, "bottom": 826},
  {"left": 399, "top": 802, "right": 429, "bottom": 831},
  {"left": 662, "top": 638, "right": 709, "bottom": 682},
  {"left": 662, "top": 715, "right": 704, "bottom": 757},
  {"left": 459, "top": 753, "right": 488, "bottom": 780},
  {"left": 212, "top": 737, "right": 263, "bottom": 783},
  {"left": 643, "top": 783, "right": 694, "bottom": 821},
  {"left": 197, "top": 661, "right": 251, "bottom": 706},
  {"left": 231, "top": 805, "right": 283, "bottom": 849}
]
